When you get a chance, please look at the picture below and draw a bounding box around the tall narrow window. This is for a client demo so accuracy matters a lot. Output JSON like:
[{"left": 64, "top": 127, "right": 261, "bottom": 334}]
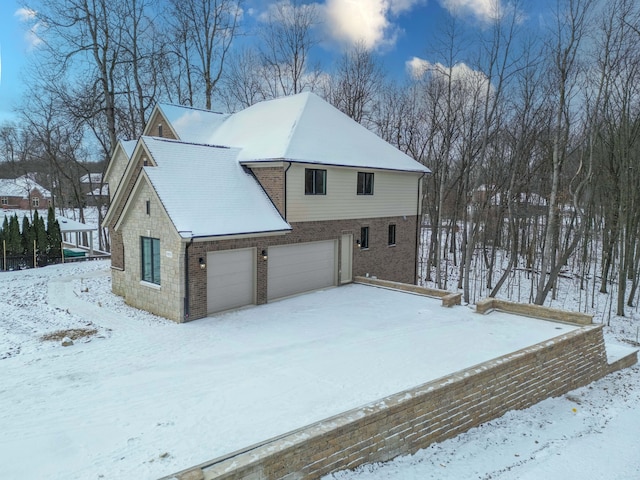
[
  {"left": 141, "top": 236, "right": 161, "bottom": 285},
  {"left": 357, "top": 172, "right": 374, "bottom": 195},
  {"left": 360, "top": 226, "right": 369, "bottom": 249},
  {"left": 31, "top": 197, "right": 39, "bottom": 208},
  {"left": 305, "top": 168, "right": 327, "bottom": 195},
  {"left": 388, "top": 224, "right": 396, "bottom": 246},
  {"left": 146, "top": 200, "right": 150, "bottom": 215}
]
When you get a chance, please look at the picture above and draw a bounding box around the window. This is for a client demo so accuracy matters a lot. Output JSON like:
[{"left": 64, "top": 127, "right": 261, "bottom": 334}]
[
  {"left": 141, "top": 236, "right": 161, "bottom": 285},
  {"left": 360, "top": 226, "right": 369, "bottom": 249},
  {"left": 305, "top": 168, "right": 326, "bottom": 195},
  {"left": 31, "top": 197, "right": 39, "bottom": 208},
  {"left": 146, "top": 200, "right": 150, "bottom": 215},
  {"left": 1, "top": 197, "right": 7, "bottom": 205},
  {"left": 357, "top": 172, "right": 374, "bottom": 195},
  {"left": 388, "top": 224, "right": 396, "bottom": 246}
]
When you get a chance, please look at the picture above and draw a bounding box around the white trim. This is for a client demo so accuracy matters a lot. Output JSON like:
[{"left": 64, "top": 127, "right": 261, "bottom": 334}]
[{"left": 140, "top": 280, "right": 161, "bottom": 290}]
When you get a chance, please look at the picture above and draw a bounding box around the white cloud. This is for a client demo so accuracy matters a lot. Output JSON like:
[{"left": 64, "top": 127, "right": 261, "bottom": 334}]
[
  {"left": 14, "top": 7, "right": 36, "bottom": 22},
  {"left": 14, "top": 8, "right": 42, "bottom": 50},
  {"left": 406, "top": 57, "right": 491, "bottom": 93},
  {"left": 439, "top": 0, "right": 501, "bottom": 22},
  {"left": 322, "top": 0, "right": 425, "bottom": 51},
  {"left": 406, "top": 56, "right": 430, "bottom": 79}
]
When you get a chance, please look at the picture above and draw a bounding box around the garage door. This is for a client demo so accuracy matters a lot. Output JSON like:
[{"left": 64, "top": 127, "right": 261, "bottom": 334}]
[
  {"left": 267, "top": 241, "right": 337, "bottom": 301},
  {"left": 207, "top": 248, "right": 255, "bottom": 314}
]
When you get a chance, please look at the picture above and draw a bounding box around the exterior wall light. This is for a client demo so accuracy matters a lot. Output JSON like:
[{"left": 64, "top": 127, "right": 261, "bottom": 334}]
[
  {"left": 199, "top": 257, "right": 206, "bottom": 270},
  {"left": 262, "top": 249, "right": 268, "bottom": 260},
  {"left": 356, "top": 239, "right": 361, "bottom": 248}
]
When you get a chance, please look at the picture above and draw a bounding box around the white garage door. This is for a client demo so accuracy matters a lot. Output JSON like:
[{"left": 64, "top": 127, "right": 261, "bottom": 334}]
[
  {"left": 267, "top": 241, "right": 337, "bottom": 301},
  {"left": 207, "top": 248, "right": 255, "bottom": 314}
]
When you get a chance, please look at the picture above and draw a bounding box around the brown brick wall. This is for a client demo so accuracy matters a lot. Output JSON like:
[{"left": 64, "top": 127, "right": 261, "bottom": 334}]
[
  {"left": 110, "top": 230, "right": 124, "bottom": 270},
  {"left": 251, "top": 167, "right": 285, "bottom": 217},
  {"left": 166, "top": 325, "right": 619, "bottom": 480},
  {"left": 185, "top": 216, "right": 418, "bottom": 321}
]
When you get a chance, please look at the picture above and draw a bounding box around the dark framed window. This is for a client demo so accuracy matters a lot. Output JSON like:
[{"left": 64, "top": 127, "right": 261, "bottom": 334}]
[
  {"left": 32, "top": 197, "right": 39, "bottom": 208},
  {"left": 1, "top": 197, "right": 7, "bottom": 205},
  {"left": 141, "top": 236, "right": 161, "bottom": 285},
  {"left": 388, "top": 224, "right": 396, "bottom": 245},
  {"left": 305, "top": 168, "right": 326, "bottom": 195},
  {"left": 360, "top": 226, "right": 369, "bottom": 249},
  {"left": 357, "top": 172, "right": 374, "bottom": 195}
]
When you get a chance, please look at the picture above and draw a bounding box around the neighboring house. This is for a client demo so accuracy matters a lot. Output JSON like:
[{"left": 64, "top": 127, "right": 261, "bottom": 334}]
[
  {"left": 80, "top": 173, "right": 109, "bottom": 206},
  {"left": 0, "top": 175, "right": 52, "bottom": 210},
  {"left": 104, "top": 93, "right": 431, "bottom": 322}
]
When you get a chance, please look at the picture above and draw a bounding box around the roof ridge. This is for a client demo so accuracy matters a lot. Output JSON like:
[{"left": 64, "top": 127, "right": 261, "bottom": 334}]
[
  {"left": 158, "top": 102, "right": 227, "bottom": 116},
  {"left": 142, "top": 135, "right": 233, "bottom": 151},
  {"left": 282, "top": 92, "right": 313, "bottom": 159}
]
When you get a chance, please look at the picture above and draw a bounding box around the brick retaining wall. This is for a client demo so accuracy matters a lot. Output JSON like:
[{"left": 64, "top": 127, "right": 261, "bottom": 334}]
[{"left": 166, "top": 323, "right": 623, "bottom": 480}]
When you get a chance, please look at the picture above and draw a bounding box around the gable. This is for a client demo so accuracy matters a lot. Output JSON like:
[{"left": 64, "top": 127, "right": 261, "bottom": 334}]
[
  {"left": 151, "top": 104, "right": 229, "bottom": 143},
  {"left": 104, "top": 140, "right": 137, "bottom": 202},
  {"left": 103, "top": 140, "right": 156, "bottom": 228},
  {"left": 143, "top": 106, "right": 179, "bottom": 139}
]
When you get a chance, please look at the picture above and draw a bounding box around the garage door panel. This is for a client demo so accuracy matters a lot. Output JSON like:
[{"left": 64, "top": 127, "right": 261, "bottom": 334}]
[
  {"left": 267, "top": 241, "right": 336, "bottom": 301},
  {"left": 207, "top": 249, "right": 255, "bottom": 313}
]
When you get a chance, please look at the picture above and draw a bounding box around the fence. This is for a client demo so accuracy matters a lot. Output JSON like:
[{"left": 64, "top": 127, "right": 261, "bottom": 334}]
[{"left": 0, "top": 253, "right": 63, "bottom": 271}]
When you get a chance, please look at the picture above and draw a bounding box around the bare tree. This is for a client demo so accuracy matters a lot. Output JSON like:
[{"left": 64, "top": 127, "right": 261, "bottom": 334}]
[
  {"left": 168, "top": 0, "right": 242, "bottom": 109},
  {"left": 258, "top": 0, "right": 321, "bottom": 97},
  {"left": 325, "top": 41, "right": 385, "bottom": 126},
  {"left": 218, "top": 47, "right": 268, "bottom": 110},
  {"left": 534, "top": 0, "right": 594, "bottom": 305}
]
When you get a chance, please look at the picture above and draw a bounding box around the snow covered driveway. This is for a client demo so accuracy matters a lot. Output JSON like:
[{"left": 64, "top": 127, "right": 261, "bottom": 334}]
[{"left": 0, "top": 261, "right": 584, "bottom": 479}]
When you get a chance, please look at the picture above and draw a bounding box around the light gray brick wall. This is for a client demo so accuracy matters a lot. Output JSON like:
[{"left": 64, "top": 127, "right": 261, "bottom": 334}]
[{"left": 119, "top": 180, "right": 184, "bottom": 321}]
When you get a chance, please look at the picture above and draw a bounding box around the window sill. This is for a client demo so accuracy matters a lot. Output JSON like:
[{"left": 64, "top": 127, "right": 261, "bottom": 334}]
[
  {"left": 388, "top": 244, "right": 396, "bottom": 248},
  {"left": 140, "top": 280, "right": 161, "bottom": 290}
]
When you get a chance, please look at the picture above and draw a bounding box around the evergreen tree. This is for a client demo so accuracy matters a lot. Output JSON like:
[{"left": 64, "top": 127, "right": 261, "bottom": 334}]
[
  {"left": 46, "top": 206, "right": 62, "bottom": 257},
  {"left": 7, "top": 215, "right": 21, "bottom": 255},
  {"left": 33, "top": 211, "right": 47, "bottom": 254},
  {"left": 0, "top": 216, "right": 7, "bottom": 251},
  {"left": 21, "top": 216, "right": 33, "bottom": 256}
]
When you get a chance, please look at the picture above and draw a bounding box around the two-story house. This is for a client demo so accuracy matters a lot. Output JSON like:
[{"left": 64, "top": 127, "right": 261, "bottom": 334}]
[{"left": 104, "top": 92, "right": 430, "bottom": 322}]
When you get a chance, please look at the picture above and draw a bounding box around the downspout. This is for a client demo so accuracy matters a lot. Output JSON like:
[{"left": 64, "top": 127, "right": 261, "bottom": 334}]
[
  {"left": 415, "top": 173, "right": 427, "bottom": 285},
  {"left": 283, "top": 161, "right": 292, "bottom": 220},
  {"left": 184, "top": 237, "right": 193, "bottom": 321}
]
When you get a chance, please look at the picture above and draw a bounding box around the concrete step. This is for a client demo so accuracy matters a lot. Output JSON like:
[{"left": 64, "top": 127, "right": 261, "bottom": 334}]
[{"left": 605, "top": 342, "right": 638, "bottom": 374}]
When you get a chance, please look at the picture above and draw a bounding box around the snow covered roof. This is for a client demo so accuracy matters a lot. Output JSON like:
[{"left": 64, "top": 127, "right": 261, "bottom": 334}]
[
  {"left": 212, "top": 93, "right": 430, "bottom": 172},
  {"left": 121, "top": 139, "right": 137, "bottom": 159},
  {"left": 141, "top": 137, "right": 291, "bottom": 238},
  {"left": 80, "top": 173, "right": 103, "bottom": 184},
  {"left": 0, "top": 176, "right": 51, "bottom": 199},
  {"left": 86, "top": 186, "right": 109, "bottom": 197},
  {"left": 159, "top": 93, "right": 430, "bottom": 173},
  {"left": 157, "top": 104, "right": 230, "bottom": 145},
  {"left": 57, "top": 216, "right": 97, "bottom": 233}
]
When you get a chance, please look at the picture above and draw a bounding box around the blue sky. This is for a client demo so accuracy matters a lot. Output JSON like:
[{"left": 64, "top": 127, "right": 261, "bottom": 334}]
[{"left": 0, "top": 0, "right": 548, "bottom": 123}]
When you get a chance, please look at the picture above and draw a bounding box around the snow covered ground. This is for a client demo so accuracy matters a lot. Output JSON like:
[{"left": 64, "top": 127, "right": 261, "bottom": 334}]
[{"left": 0, "top": 260, "right": 638, "bottom": 480}]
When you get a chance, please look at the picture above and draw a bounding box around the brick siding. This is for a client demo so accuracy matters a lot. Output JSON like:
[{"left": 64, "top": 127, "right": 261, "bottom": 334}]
[
  {"left": 251, "top": 167, "right": 285, "bottom": 217},
  {"left": 186, "top": 215, "right": 418, "bottom": 321}
]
